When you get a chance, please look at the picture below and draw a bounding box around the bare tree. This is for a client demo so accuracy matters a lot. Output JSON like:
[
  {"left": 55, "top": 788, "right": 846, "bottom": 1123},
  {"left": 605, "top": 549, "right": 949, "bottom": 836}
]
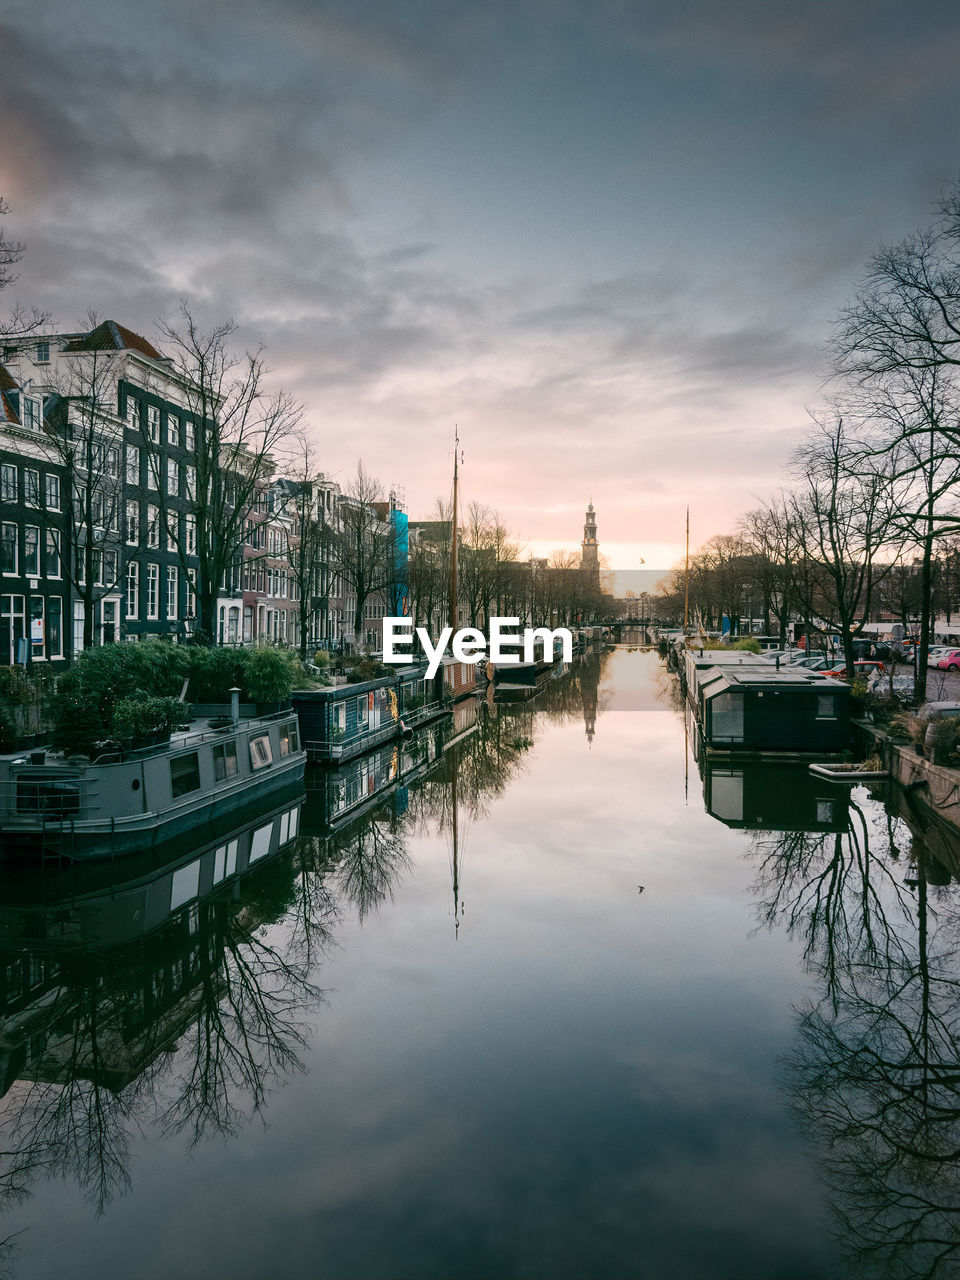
[
  {"left": 789, "top": 412, "right": 896, "bottom": 676},
  {"left": 0, "top": 196, "right": 48, "bottom": 338},
  {"left": 156, "top": 305, "right": 302, "bottom": 644},
  {"left": 331, "top": 462, "right": 400, "bottom": 643}
]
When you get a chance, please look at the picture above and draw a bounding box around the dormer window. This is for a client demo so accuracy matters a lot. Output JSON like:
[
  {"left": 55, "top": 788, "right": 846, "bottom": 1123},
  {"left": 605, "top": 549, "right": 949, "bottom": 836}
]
[
  {"left": 23, "top": 398, "right": 41, "bottom": 432},
  {"left": 36, "top": 341, "right": 50, "bottom": 364}
]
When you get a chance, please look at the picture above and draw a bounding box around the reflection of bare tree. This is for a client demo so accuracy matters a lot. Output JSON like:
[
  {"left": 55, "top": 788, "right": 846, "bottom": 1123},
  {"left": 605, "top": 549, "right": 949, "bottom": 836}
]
[
  {"left": 755, "top": 800, "right": 960, "bottom": 1277},
  {"left": 752, "top": 798, "right": 915, "bottom": 1011},
  {"left": 330, "top": 817, "right": 412, "bottom": 924},
  {"left": 161, "top": 902, "right": 327, "bottom": 1146},
  {"left": 0, "top": 847, "right": 331, "bottom": 1227}
]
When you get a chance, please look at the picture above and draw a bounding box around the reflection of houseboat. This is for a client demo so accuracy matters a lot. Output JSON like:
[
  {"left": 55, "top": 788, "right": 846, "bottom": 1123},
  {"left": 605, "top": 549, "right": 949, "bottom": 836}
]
[
  {"left": 305, "top": 723, "right": 447, "bottom": 830},
  {"left": 697, "top": 668, "right": 850, "bottom": 754},
  {"left": 0, "top": 709, "right": 306, "bottom": 860},
  {"left": 0, "top": 792, "right": 305, "bottom": 1096},
  {"left": 702, "top": 760, "right": 850, "bottom": 832},
  {"left": 293, "top": 664, "right": 446, "bottom": 764}
]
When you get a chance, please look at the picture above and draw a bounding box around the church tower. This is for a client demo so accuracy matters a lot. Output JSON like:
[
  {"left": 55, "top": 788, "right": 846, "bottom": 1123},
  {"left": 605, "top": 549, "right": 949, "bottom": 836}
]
[{"left": 581, "top": 501, "right": 600, "bottom": 588}]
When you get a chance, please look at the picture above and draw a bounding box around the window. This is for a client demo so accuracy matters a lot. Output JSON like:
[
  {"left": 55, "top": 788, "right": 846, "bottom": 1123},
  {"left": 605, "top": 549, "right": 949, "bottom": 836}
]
[
  {"left": 279, "top": 724, "right": 298, "bottom": 756},
  {"left": 102, "top": 548, "right": 118, "bottom": 587},
  {"left": 23, "top": 526, "right": 39, "bottom": 577},
  {"left": 147, "top": 405, "right": 160, "bottom": 442},
  {"left": 44, "top": 530, "right": 60, "bottom": 578},
  {"left": 106, "top": 446, "right": 120, "bottom": 478},
  {"left": 167, "top": 414, "right": 181, "bottom": 448},
  {"left": 36, "top": 340, "right": 50, "bottom": 363},
  {"left": 126, "top": 395, "right": 139, "bottom": 429},
  {"left": 186, "top": 568, "right": 197, "bottom": 617},
  {"left": 185, "top": 419, "right": 195, "bottom": 451},
  {"left": 47, "top": 597, "right": 63, "bottom": 659},
  {"left": 166, "top": 511, "right": 178, "bottom": 551},
  {"left": 126, "top": 561, "right": 139, "bottom": 620},
  {"left": 816, "top": 694, "right": 837, "bottom": 719},
  {"left": 126, "top": 443, "right": 140, "bottom": 485},
  {"left": 185, "top": 514, "right": 197, "bottom": 556},
  {"left": 166, "top": 457, "right": 179, "bottom": 497},
  {"left": 166, "top": 565, "right": 178, "bottom": 619},
  {"left": 170, "top": 753, "right": 201, "bottom": 799},
  {"left": 0, "top": 465, "right": 16, "bottom": 503},
  {"left": 248, "top": 733, "right": 273, "bottom": 770},
  {"left": 126, "top": 500, "right": 139, "bottom": 544},
  {"left": 147, "top": 505, "right": 160, "bottom": 548},
  {"left": 23, "top": 470, "right": 40, "bottom": 507},
  {"left": 212, "top": 740, "right": 238, "bottom": 782},
  {"left": 1, "top": 524, "right": 17, "bottom": 575},
  {"left": 45, "top": 474, "right": 60, "bottom": 510},
  {"left": 29, "top": 596, "right": 44, "bottom": 658},
  {"left": 357, "top": 695, "right": 368, "bottom": 727},
  {"left": 23, "top": 399, "right": 41, "bottom": 432},
  {"left": 146, "top": 563, "right": 159, "bottom": 619},
  {"left": 185, "top": 465, "right": 196, "bottom": 501}
]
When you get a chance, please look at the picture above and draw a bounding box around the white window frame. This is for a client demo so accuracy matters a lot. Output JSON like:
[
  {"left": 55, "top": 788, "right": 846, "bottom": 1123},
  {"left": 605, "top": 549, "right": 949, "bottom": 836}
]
[{"left": 146, "top": 562, "right": 159, "bottom": 619}]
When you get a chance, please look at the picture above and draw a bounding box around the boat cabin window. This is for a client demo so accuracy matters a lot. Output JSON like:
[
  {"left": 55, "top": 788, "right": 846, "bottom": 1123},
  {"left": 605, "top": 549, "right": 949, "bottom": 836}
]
[
  {"left": 170, "top": 752, "right": 201, "bottom": 798},
  {"left": 279, "top": 724, "right": 299, "bottom": 756},
  {"left": 333, "top": 704, "right": 346, "bottom": 732},
  {"left": 212, "top": 740, "right": 238, "bottom": 781},
  {"left": 710, "top": 691, "right": 744, "bottom": 742},
  {"left": 249, "top": 733, "right": 273, "bottom": 770},
  {"left": 357, "top": 695, "right": 368, "bottom": 727},
  {"left": 816, "top": 694, "right": 837, "bottom": 719}
]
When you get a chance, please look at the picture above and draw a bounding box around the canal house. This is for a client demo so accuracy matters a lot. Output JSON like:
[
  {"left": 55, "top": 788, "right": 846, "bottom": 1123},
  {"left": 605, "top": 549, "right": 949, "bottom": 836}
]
[{"left": 697, "top": 667, "right": 850, "bottom": 753}]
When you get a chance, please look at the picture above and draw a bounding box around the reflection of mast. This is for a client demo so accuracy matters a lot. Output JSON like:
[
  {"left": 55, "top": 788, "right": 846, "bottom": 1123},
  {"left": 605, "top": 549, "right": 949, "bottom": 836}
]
[
  {"left": 451, "top": 762, "right": 461, "bottom": 938},
  {"left": 684, "top": 506, "right": 690, "bottom": 633}
]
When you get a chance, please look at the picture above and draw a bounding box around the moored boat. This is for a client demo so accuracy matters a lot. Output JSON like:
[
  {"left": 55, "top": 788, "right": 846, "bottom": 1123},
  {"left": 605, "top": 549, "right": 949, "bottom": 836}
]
[{"left": 0, "top": 707, "right": 306, "bottom": 860}]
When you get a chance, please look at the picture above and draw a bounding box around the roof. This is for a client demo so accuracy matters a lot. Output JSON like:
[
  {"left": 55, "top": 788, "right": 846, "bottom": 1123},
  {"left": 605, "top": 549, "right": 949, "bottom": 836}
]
[
  {"left": 703, "top": 668, "right": 849, "bottom": 695},
  {"left": 0, "top": 362, "right": 20, "bottom": 425},
  {"left": 63, "top": 320, "right": 163, "bottom": 361}
]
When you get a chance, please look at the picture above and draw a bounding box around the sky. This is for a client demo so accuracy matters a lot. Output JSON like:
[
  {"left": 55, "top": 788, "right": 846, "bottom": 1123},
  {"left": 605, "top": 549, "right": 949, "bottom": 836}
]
[{"left": 1, "top": 0, "right": 959, "bottom": 575}]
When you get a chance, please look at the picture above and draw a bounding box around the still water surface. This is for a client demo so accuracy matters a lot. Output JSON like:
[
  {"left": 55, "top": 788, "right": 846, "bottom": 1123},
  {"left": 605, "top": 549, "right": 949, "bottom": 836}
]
[{"left": 0, "top": 649, "right": 955, "bottom": 1278}]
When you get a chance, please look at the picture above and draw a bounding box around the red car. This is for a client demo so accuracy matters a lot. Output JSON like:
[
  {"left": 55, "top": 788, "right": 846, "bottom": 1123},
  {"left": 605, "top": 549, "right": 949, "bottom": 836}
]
[{"left": 936, "top": 649, "right": 960, "bottom": 672}]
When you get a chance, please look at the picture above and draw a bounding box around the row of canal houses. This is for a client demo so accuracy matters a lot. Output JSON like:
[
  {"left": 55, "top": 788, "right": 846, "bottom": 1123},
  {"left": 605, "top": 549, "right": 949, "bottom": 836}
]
[{"left": 0, "top": 321, "right": 405, "bottom": 667}]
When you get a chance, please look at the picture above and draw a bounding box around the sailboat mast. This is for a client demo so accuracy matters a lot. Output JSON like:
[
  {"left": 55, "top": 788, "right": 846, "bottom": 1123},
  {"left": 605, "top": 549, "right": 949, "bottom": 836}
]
[
  {"left": 683, "top": 506, "right": 690, "bottom": 633},
  {"left": 449, "top": 427, "right": 460, "bottom": 631}
]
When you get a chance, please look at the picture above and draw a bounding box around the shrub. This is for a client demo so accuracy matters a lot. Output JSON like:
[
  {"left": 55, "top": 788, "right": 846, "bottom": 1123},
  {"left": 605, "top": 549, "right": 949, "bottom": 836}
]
[
  {"left": 346, "top": 658, "right": 390, "bottom": 683},
  {"left": 187, "top": 646, "right": 247, "bottom": 702},
  {"left": 730, "top": 637, "right": 762, "bottom": 653},
  {"left": 243, "top": 645, "right": 299, "bottom": 703},
  {"left": 112, "top": 696, "right": 189, "bottom": 741}
]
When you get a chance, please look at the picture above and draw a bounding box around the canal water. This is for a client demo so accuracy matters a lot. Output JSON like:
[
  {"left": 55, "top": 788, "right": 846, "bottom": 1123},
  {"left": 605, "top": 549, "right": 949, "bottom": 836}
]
[{"left": 0, "top": 648, "right": 956, "bottom": 1279}]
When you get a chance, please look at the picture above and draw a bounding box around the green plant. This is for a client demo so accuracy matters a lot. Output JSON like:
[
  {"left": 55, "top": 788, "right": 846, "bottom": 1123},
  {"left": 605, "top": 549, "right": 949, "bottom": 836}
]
[
  {"left": 730, "top": 637, "right": 762, "bottom": 653},
  {"left": 112, "top": 695, "right": 188, "bottom": 741},
  {"left": 243, "top": 644, "right": 298, "bottom": 702},
  {"left": 313, "top": 650, "right": 330, "bottom": 668},
  {"left": 347, "top": 658, "right": 390, "bottom": 682},
  {"left": 889, "top": 710, "right": 927, "bottom": 744},
  {"left": 187, "top": 646, "right": 247, "bottom": 702}
]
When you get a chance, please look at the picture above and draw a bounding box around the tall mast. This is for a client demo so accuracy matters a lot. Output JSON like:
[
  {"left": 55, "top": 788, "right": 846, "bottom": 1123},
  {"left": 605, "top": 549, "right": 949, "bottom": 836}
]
[
  {"left": 449, "top": 426, "right": 460, "bottom": 631},
  {"left": 683, "top": 506, "right": 690, "bottom": 633}
]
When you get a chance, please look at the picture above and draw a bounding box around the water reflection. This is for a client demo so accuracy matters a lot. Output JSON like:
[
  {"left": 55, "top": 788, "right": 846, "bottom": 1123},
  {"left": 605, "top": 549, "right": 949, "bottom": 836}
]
[
  {"left": 731, "top": 769, "right": 960, "bottom": 1278},
  {"left": 0, "top": 654, "right": 607, "bottom": 1265}
]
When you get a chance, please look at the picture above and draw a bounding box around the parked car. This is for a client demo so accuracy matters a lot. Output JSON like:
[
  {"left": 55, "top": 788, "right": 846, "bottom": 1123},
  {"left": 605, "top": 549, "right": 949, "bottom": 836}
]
[
  {"left": 790, "top": 655, "right": 832, "bottom": 670},
  {"left": 919, "top": 700, "right": 960, "bottom": 720},
  {"left": 936, "top": 650, "right": 960, "bottom": 671}
]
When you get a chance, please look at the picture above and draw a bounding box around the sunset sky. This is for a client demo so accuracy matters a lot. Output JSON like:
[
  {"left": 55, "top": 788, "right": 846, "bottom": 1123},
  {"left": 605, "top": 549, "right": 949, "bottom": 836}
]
[{"left": 2, "top": 0, "right": 958, "bottom": 573}]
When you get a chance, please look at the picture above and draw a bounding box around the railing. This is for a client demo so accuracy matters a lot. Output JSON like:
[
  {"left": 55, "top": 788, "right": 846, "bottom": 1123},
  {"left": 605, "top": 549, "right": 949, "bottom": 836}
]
[{"left": 302, "top": 698, "right": 447, "bottom": 760}]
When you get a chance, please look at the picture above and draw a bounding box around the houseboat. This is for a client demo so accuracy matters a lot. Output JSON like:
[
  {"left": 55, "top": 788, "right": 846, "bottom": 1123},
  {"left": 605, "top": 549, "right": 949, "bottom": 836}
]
[
  {"left": 292, "top": 663, "right": 447, "bottom": 764},
  {"left": 682, "top": 649, "right": 776, "bottom": 707},
  {"left": 697, "top": 667, "right": 850, "bottom": 754},
  {"left": 0, "top": 707, "right": 306, "bottom": 860}
]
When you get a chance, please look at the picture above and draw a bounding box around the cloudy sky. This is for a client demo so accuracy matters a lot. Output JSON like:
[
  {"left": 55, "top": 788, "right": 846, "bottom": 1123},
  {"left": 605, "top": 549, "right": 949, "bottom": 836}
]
[{"left": 2, "top": 0, "right": 958, "bottom": 571}]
